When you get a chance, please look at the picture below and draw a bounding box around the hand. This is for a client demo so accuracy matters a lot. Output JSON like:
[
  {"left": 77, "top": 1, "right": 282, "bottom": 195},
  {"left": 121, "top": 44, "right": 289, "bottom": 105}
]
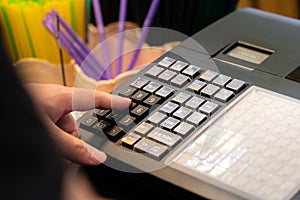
[{"left": 24, "top": 83, "right": 131, "bottom": 166}]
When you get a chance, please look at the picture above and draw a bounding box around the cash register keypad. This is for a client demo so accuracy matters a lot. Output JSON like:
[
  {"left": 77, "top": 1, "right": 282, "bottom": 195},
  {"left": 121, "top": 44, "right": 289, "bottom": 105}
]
[{"left": 79, "top": 56, "right": 247, "bottom": 160}]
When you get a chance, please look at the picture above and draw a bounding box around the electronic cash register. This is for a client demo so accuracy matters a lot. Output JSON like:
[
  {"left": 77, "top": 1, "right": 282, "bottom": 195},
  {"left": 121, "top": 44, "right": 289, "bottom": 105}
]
[{"left": 78, "top": 8, "right": 300, "bottom": 200}]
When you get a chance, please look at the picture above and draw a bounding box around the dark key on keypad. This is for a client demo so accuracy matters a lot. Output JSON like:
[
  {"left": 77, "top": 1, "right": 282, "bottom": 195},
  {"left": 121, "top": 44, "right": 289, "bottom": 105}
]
[
  {"left": 131, "top": 91, "right": 150, "bottom": 102},
  {"left": 118, "top": 115, "right": 136, "bottom": 130},
  {"left": 106, "top": 111, "right": 125, "bottom": 122},
  {"left": 94, "top": 109, "right": 110, "bottom": 118},
  {"left": 144, "top": 95, "right": 162, "bottom": 107},
  {"left": 93, "top": 120, "right": 112, "bottom": 133},
  {"left": 106, "top": 125, "right": 125, "bottom": 142},
  {"left": 131, "top": 105, "right": 149, "bottom": 118}
]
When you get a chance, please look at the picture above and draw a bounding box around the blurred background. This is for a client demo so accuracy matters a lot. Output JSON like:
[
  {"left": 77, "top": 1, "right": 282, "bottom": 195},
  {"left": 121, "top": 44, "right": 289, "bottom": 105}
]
[
  {"left": 237, "top": 0, "right": 300, "bottom": 19},
  {"left": 1, "top": 0, "right": 300, "bottom": 86}
]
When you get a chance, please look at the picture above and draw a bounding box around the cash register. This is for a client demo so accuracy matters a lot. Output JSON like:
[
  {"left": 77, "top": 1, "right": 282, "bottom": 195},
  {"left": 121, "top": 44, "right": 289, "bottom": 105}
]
[{"left": 78, "top": 8, "right": 300, "bottom": 200}]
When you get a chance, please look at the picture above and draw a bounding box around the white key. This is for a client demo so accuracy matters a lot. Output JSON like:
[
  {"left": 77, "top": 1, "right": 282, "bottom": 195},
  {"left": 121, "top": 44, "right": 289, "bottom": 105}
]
[
  {"left": 243, "top": 165, "right": 260, "bottom": 178},
  {"left": 219, "top": 171, "right": 237, "bottom": 184},
  {"left": 268, "top": 100, "right": 284, "bottom": 110},
  {"left": 260, "top": 121, "right": 276, "bottom": 132},
  {"left": 209, "top": 165, "right": 226, "bottom": 177},
  {"left": 255, "top": 170, "right": 272, "bottom": 183},
  {"left": 231, "top": 175, "right": 249, "bottom": 188},
  {"left": 262, "top": 146, "right": 280, "bottom": 158},
  {"left": 245, "top": 180, "right": 261, "bottom": 193}
]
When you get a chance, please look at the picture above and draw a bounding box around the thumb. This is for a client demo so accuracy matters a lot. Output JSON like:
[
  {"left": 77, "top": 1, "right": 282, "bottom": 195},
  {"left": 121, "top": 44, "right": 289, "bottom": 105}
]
[{"left": 47, "top": 117, "right": 106, "bottom": 165}]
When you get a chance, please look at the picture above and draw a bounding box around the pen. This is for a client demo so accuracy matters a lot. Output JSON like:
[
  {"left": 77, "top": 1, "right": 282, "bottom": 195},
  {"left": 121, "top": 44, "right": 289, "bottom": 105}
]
[
  {"left": 43, "top": 13, "right": 105, "bottom": 80},
  {"left": 127, "top": 0, "right": 160, "bottom": 71},
  {"left": 116, "top": 0, "right": 127, "bottom": 76},
  {"left": 93, "top": 0, "right": 111, "bottom": 79}
]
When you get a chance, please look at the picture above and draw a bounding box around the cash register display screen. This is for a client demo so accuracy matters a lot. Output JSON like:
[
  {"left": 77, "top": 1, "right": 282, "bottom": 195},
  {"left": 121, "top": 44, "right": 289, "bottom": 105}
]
[{"left": 226, "top": 44, "right": 271, "bottom": 64}]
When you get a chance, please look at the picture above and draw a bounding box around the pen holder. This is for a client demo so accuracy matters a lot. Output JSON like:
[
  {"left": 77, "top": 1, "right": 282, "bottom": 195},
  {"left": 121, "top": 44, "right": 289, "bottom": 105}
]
[
  {"left": 14, "top": 45, "right": 168, "bottom": 93},
  {"left": 14, "top": 22, "right": 179, "bottom": 93}
]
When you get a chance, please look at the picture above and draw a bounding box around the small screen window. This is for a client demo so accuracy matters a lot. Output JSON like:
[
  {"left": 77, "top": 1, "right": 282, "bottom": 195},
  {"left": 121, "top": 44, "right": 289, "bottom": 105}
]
[{"left": 226, "top": 42, "right": 273, "bottom": 64}]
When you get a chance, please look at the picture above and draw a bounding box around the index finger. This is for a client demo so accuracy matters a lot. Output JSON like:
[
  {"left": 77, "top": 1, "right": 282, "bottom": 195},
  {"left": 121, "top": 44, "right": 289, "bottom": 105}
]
[{"left": 68, "top": 87, "right": 131, "bottom": 112}]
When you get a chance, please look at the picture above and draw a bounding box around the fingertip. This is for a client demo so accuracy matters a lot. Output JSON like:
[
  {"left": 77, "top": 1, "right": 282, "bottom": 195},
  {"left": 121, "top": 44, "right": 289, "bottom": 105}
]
[
  {"left": 111, "top": 95, "right": 132, "bottom": 110},
  {"left": 83, "top": 142, "right": 107, "bottom": 165}
]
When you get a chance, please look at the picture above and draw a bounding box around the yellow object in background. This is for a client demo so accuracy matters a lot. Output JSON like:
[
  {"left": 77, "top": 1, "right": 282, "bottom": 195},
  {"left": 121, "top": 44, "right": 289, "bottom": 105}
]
[{"left": 0, "top": 0, "right": 86, "bottom": 64}]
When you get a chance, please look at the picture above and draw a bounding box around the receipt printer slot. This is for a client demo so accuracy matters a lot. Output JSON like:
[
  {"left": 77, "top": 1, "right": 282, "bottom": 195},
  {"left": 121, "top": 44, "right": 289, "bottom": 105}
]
[{"left": 213, "top": 41, "right": 274, "bottom": 71}]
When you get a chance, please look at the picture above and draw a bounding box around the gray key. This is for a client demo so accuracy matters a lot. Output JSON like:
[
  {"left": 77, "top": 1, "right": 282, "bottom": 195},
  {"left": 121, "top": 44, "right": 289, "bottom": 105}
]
[
  {"left": 171, "top": 74, "right": 190, "bottom": 87},
  {"left": 134, "top": 122, "right": 154, "bottom": 135},
  {"left": 172, "top": 92, "right": 191, "bottom": 104},
  {"left": 134, "top": 138, "right": 168, "bottom": 160},
  {"left": 214, "top": 88, "right": 235, "bottom": 102},
  {"left": 130, "top": 77, "right": 149, "bottom": 89},
  {"left": 160, "top": 117, "right": 180, "bottom": 131},
  {"left": 143, "top": 82, "right": 162, "bottom": 93},
  {"left": 185, "top": 96, "right": 205, "bottom": 110},
  {"left": 182, "top": 65, "right": 201, "bottom": 78},
  {"left": 199, "top": 101, "right": 219, "bottom": 116},
  {"left": 160, "top": 102, "right": 179, "bottom": 115},
  {"left": 226, "top": 79, "right": 246, "bottom": 93},
  {"left": 173, "top": 107, "right": 192, "bottom": 120},
  {"left": 158, "top": 70, "right": 177, "bottom": 83},
  {"left": 170, "top": 61, "right": 188, "bottom": 72},
  {"left": 148, "top": 127, "right": 182, "bottom": 147},
  {"left": 200, "top": 70, "right": 218, "bottom": 82},
  {"left": 148, "top": 112, "right": 167, "bottom": 125},
  {"left": 121, "top": 132, "right": 141, "bottom": 149},
  {"left": 158, "top": 57, "right": 176, "bottom": 67},
  {"left": 155, "top": 86, "right": 175, "bottom": 98},
  {"left": 188, "top": 80, "right": 207, "bottom": 93},
  {"left": 145, "top": 65, "right": 164, "bottom": 78},
  {"left": 174, "top": 122, "right": 194, "bottom": 137},
  {"left": 186, "top": 112, "right": 207, "bottom": 126},
  {"left": 201, "top": 84, "right": 220, "bottom": 98},
  {"left": 213, "top": 74, "right": 231, "bottom": 87}
]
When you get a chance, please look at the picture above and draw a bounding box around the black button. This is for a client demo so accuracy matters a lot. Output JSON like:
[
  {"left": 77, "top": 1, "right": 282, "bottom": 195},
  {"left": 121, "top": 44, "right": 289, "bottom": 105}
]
[
  {"left": 106, "top": 126, "right": 125, "bottom": 142},
  {"left": 131, "top": 90, "right": 150, "bottom": 102}
]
